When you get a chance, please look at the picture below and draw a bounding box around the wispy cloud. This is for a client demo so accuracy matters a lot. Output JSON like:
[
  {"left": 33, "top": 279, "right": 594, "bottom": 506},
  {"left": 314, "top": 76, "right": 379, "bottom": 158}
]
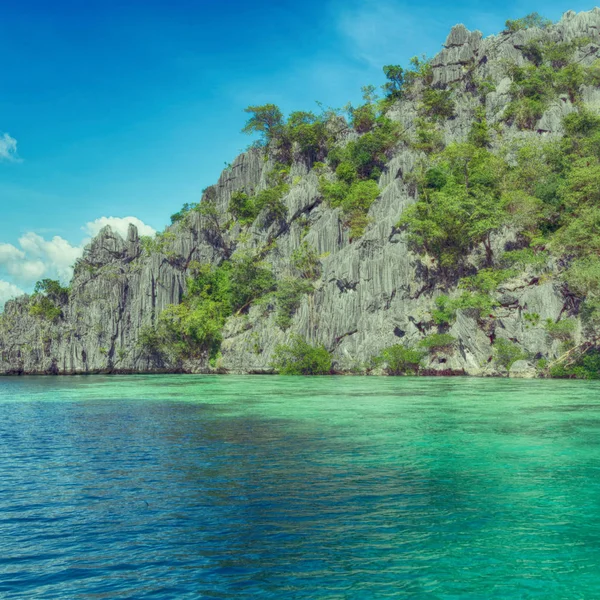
[
  {"left": 0, "top": 133, "right": 19, "bottom": 161},
  {"left": 332, "top": 0, "right": 441, "bottom": 68}
]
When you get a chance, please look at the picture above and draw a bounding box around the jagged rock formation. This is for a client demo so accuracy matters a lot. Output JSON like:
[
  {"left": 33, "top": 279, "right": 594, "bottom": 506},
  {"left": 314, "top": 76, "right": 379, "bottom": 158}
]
[{"left": 2, "top": 9, "right": 600, "bottom": 376}]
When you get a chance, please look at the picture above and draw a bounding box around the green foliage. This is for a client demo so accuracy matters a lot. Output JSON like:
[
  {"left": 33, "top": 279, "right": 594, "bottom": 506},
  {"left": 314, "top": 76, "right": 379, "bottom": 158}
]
[
  {"left": 431, "top": 287, "right": 500, "bottom": 324},
  {"left": 254, "top": 184, "right": 289, "bottom": 226},
  {"left": 564, "top": 257, "right": 600, "bottom": 331},
  {"left": 228, "top": 184, "right": 289, "bottom": 227},
  {"left": 33, "top": 279, "right": 69, "bottom": 303},
  {"left": 459, "top": 268, "right": 516, "bottom": 293},
  {"left": 348, "top": 116, "right": 402, "bottom": 178},
  {"left": 419, "top": 89, "right": 455, "bottom": 121},
  {"left": 398, "top": 143, "right": 509, "bottom": 268},
  {"left": 503, "top": 38, "right": 590, "bottom": 128},
  {"left": 28, "top": 279, "right": 69, "bottom": 322},
  {"left": 140, "top": 232, "right": 176, "bottom": 255},
  {"left": 432, "top": 295, "right": 456, "bottom": 326},
  {"left": 418, "top": 333, "right": 457, "bottom": 355},
  {"left": 553, "top": 207, "right": 600, "bottom": 255},
  {"left": 493, "top": 338, "right": 527, "bottom": 370},
  {"left": 544, "top": 318, "right": 577, "bottom": 342},
  {"left": 158, "top": 300, "right": 226, "bottom": 361},
  {"left": 267, "top": 162, "right": 291, "bottom": 186},
  {"left": 549, "top": 349, "right": 600, "bottom": 379},
  {"left": 374, "top": 343, "right": 424, "bottom": 375},
  {"left": 412, "top": 118, "right": 445, "bottom": 153},
  {"left": 505, "top": 13, "right": 552, "bottom": 33},
  {"left": 351, "top": 104, "right": 377, "bottom": 133},
  {"left": 222, "top": 252, "right": 277, "bottom": 313},
  {"left": 148, "top": 252, "right": 276, "bottom": 362},
  {"left": 586, "top": 59, "right": 600, "bottom": 86},
  {"left": 291, "top": 242, "right": 322, "bottom": 280},
  {"left": 563, "top": 109, "right": 600, "bottom": 137},
  {"left": 138, "top": 325, "right": 164, "bottom": 358},
  {"left": 468, "top": 109, "right": 492, "bottom": 148},
  {"left": 228, "top": 190, "right": 256, "bottom": 224},
  {"left": 382, "top": 64, "right": 404, "bottom": 99},
  {"left": 335, "top": 161, "right": 357, "bottom": 184},
  {"left": 472, "top": 75, "right": 496, "bottom": 97},
  {"left": 503, "top": 96, "right": 546, "bottom": 130},
  {"left": 242, "top": 104, "right": 284, "bottom": 145},
  {"left": 319, "top": 113, "right": 396, "bottom": 238},
  {"left": 29, "top": 296, "right": 62, "bottom": 322},
  {"left": 285, "top": 111, "right": 330, "bottom": 163},
  {"left": 274, "top": 277, "right": 314, "bottom": 330},
  {"left": 170, "top": 202, "right": 197, "bottom": 224},
  {"left": 452, "top": 291, "right": 498, "bottom": 320},
  {"left": 271, "top": 335, "right": 332, "bottom": 375},
  {"left": 565, "top": 256, "right": 600, "bottom": 299},
  {"left": 328, "top": 113, "right": 400, "bottom": 177},
  {"left": 321, "top": 178, "right": 380, "bottom": 238},
  {"left": 500, "top": 249, "right": 550, "bottom": 271},
  {"left": 405, "top": 55, "right": 433, "bottom": 88},
  {"left": 524, "top": 312, "right": 540, "bottom": 327}
]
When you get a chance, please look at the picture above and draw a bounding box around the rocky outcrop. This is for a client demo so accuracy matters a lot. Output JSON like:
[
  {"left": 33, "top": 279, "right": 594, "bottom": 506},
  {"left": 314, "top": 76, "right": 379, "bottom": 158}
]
[
  {"left": 1, "top": 9, "right": 598, "bottom": 376},
  {"left": 509, "top": 360, "right": 538, "bottom": 378}
]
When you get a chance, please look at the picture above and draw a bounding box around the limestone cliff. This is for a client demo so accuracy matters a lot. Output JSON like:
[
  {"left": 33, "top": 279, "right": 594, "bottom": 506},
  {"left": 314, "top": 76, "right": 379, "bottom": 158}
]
[{"left": 2, "top": 9, "right": 600, "bottom": 376}]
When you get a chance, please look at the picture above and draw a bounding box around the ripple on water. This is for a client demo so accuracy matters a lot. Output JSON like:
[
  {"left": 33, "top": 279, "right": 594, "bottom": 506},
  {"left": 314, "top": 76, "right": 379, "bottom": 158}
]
[{"left": 1, "top": 375, "right": 600, "bottom": 598}]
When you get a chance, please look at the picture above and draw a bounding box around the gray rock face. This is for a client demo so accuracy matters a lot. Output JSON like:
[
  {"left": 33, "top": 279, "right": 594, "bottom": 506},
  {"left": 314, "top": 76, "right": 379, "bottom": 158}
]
[
  {"left": 509, "top": 360, "right": 538, "bottom": 379},
  {"left": 1, "top": 10, "right": 596, "bottom": 376}
]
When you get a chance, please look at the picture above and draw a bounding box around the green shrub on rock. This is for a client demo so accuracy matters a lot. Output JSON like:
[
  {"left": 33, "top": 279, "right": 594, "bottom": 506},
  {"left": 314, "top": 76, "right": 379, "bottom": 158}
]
[
  {"left": 374, "top": 344, "right": 424, "bottom": 375},
  {"left": 291, "top": 242, "right": 322, "bottom": 280},
  {"left": 505, "top": 13, "right": 552, "bottom": 33},
  {"left": 544, "top": 318, "right": 577, "bottom": 342},
  {"left": 419, "top": 89, "right": 455, "bottom": 121},
  {"left": 29, "top": 296, "right": 62, "bottom": 322},
  {"left": 28, "top": 279, "right": 69, "bottom": 322},
  {"left": 493, "top": 338, "right": 527, "bottom": 370},
  {"left": 549, "top": 349, "right": 600, "bottom": 379},
  {"left": 271, "top": 335, "right": 332, "bottom": 375},
  {"left": 228, "top": 191, "right": 256, "bottom": 224},
  {"left": 419, "top": 333, "right": 457, "bottom": 355},
  {"left": 274, "top": 278, "right": 314, "bottom": 330}
]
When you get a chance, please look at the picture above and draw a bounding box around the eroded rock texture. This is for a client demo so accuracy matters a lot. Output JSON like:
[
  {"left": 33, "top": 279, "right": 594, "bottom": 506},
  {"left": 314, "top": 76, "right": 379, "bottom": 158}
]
[{"left": 2, "top": 10, "right": 598, "bottom": 376}]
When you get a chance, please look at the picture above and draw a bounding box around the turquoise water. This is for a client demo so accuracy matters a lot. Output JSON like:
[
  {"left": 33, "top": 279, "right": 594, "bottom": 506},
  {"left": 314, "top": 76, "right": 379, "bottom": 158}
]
[{"left": 1, "top": 376, "right": 600, "bottom": 598}]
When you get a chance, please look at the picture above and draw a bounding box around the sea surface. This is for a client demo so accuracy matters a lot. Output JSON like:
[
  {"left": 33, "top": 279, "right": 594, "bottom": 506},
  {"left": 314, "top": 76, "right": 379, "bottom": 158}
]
[{"left": 1, "top": 376, "right": 600, "bottom": 598}]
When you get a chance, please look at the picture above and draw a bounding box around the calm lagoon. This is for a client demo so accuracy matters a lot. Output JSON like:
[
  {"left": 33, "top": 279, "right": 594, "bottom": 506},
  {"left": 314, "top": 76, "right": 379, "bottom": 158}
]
[{"left": 1, "top": 375, "right": 600, "bottom": 598}]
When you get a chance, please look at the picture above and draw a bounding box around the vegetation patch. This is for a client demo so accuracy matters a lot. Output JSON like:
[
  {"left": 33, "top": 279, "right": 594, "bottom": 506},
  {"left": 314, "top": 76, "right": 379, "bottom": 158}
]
[
  {"left": 28, "top": 279, "right": 69, "bottom": 322},
  {"left": 374, "top": 343, "right": 425, "bottom": 375},
  {"left": 493, "top": 338, "right": 527, "bottom": 370},
  {"left": 139, "top": 252, "right": 276, "bottom": 363},
  {"left": 419, "top": 333, "right": 457, "bottom": 356},
  {"left": 271, "top": 335, "right": 332, "bottom": 375}
]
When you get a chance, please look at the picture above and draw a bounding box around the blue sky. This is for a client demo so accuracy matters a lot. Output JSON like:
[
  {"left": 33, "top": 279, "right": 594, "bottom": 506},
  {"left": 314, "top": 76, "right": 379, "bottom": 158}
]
[{"left": 0, "top": 0, "right": 595, "bottom": 305}]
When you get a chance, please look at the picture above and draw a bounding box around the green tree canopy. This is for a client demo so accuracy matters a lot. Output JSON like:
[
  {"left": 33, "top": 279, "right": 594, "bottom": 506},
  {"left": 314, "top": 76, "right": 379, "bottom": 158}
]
[{"left": 242, "top": 104, "right": 284, "bottom": 145}]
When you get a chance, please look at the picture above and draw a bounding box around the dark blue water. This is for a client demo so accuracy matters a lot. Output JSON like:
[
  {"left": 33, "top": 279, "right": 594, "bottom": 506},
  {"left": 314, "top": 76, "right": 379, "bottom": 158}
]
[{"left": 2, "top": 375, "right": 600, "bottom": 598}]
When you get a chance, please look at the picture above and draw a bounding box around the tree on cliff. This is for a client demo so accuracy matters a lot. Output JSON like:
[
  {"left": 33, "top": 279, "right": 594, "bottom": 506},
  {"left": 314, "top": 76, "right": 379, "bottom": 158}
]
[{"left": 242, "top": 104, "right": 284, "bottom": 146}]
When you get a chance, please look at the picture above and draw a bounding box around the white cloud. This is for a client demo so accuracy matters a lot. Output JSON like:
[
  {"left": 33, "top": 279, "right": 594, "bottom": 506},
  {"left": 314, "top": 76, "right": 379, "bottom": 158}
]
[
  {"left": 84, "top": 216, "right": 156, "bottom": 240},
  {"left": 9, "top": 260, "right": 46, "bottom": 282},
  {"left": 0, "top": 133, "right": 18, "bottom": 161},
  {"left": 334, "top": 0, "right": 417, "bottom": 67},
  {"left": 0, "top": 216, "right": 155, "bottom": 289},
  {"left": 0, "top": 280, "right": 25, "bottom": 311},
  {"left": 18, "top": 233, "right": 82, "bottom": 282},
  {"left": 0, "top": 243, "right": 25, "bottom": 263}
]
